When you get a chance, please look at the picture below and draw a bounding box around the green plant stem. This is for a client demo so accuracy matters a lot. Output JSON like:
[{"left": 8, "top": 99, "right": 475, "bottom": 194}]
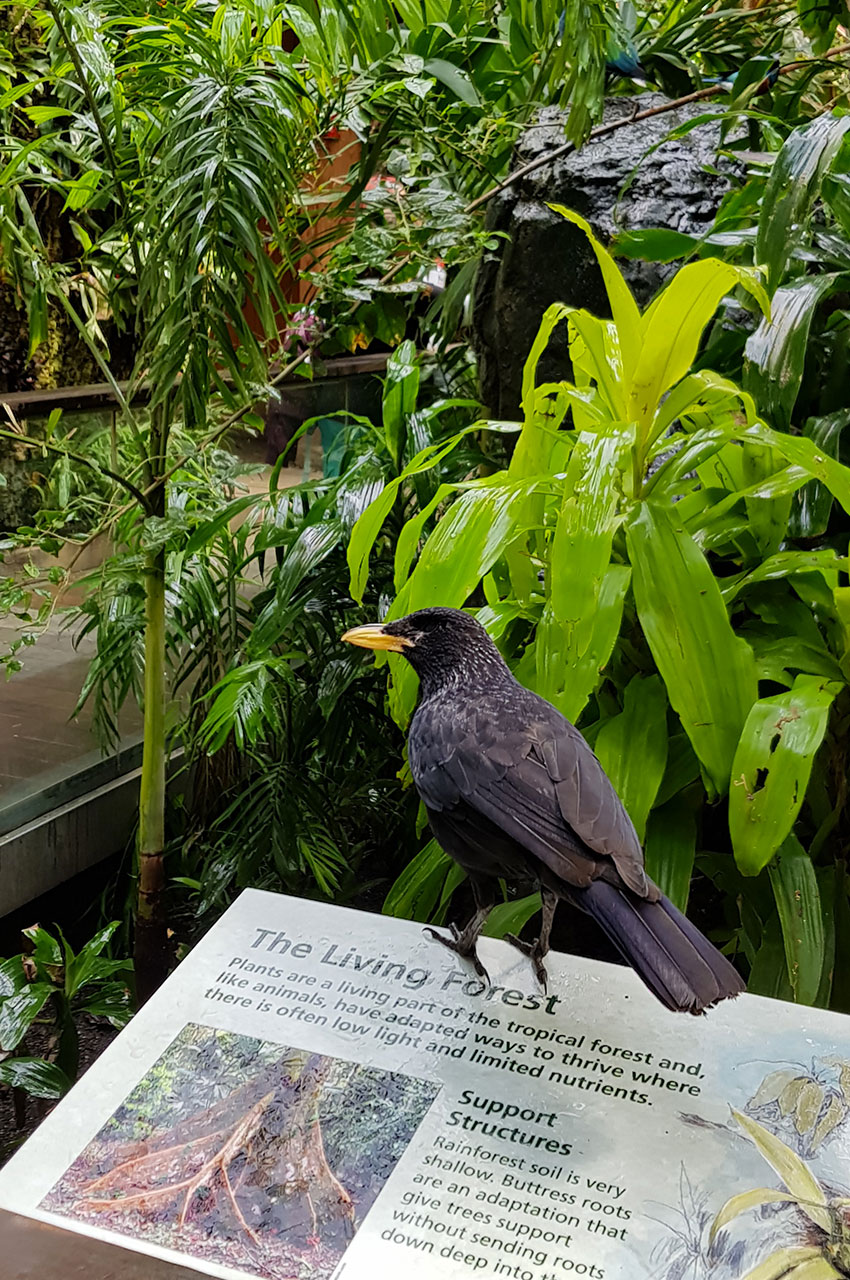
[{"left": 136, "top": 545, "right": 169, "bottom": 1004}]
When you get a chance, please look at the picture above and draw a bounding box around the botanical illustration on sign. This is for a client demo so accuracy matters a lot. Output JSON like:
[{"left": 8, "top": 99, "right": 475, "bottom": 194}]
[
  {"left": 651, "top": 1058, "right": 850, "bottom": 1279},
  {"left": 40, "top": 1024, "right": 439, "bottom": 1280}
]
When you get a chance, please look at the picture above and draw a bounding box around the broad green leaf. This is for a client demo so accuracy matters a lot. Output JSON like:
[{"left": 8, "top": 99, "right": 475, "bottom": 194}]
[
  {"left": 535, "top": 563, "right": 630, "bottom": 724},
  {"left": 383, "top": 838, "right": 458, "bottom": 922},
  {"left": 769, "top": 835, "right": 825, "bottom": 1006},
  {"left": 655, "top": 733, "right": 701, "bottom": 807},
  {"left": 730, "top": 676, "right": 841, "bottom": 875},
  {"left": 745, "top": 276, "right": 841, "bottom": 431},
  {"left": 710, "top": 1188, "right": 799, "bottom": 1243},
  {"left": 78, "top": 986, "right": 133, "bottom": 1027},
  {"left": 347, "top": 425, "right": 483, "bottom": 601},
  {"left": 549, "top": 429, "right": 629, "bottom": 621},
  {"left": 423, "top": 58, "right": 480, "bottom": 107},
  {"left": 742, "top": 422, "right": 850, "bottom": 515},
  {"left": 512, "top": 303, "right": 570, "bottom": 481},
  {"left": 722, "top": 549, "right": 846, "bottom": 603},
  {"left": 382, "top": 339, "right": 419, "bottom": 468},
  {"left": 644, "top": 794, "right": 696, "bottom": 912},
  {"left": 399, "top": 482, "right": 538, "bottom": 616},
  {"left": 595, "top": 675, "right": 668, "bottom": 842},
  {"left": 395, "top": 474, "right": 516, "bottom": 593},
  {"left": 749, "top": 912, "right": 795, "bottom": 1002},
  {"left": 388, "top": 482, "right": 538, "bottom": 724},
  {"left": 757, "top": 112, "right": 850, "bottom": 293},
  {"left": 567, "top": 312, "right": 626, "bottom": 419},
  {"left": 648, "top": 369, "right": 756, "bottom": 452},
  {"left": 536, "top": 429, "right": 630, "bottom": 716},
  {"left": 549, "top": 205, "right": 641, "bottom": 383},
  {"left": 22, "top": 925, "right": 62, "bottom": 970},
  {"left": 741, "top": 438, "right": 793, "bottom": 558},
  {"left": 483, "top": 893, "right": 542, "bottom": 939},
  {"left": 0, "top": 1057, "right": 72, "bottom": 1100},
  {"left": 0, "top": 984, "right": 54, "bottom": 1052},
  {"left": 731, "top": 1109, "right": 831, "bottom": 1232},
  {"left": 0, "top": 957, "right": 27, "bottom": 999},
  {"left": 611, "top": 227, "right": 699, "bottom": 264},
  {"left": 627, "top": 502, "right": 757, "bottom": 796},
  {"left": 62, "top": 169, "right": 102, "bottom": 212},
  {"left": 790, "top": 412, "right": 850, "bottom": 539},
  {"left": 628, "top": 260, "right": 769, "bottom": 436}
]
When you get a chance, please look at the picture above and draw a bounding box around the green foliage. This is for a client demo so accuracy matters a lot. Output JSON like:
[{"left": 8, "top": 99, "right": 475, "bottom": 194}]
[
  {"left": 0, "top": 922, "right": 132, "bottom": 1104},
  {"left": 366, "top": 209, "right": 850, "bottom": 1005}
]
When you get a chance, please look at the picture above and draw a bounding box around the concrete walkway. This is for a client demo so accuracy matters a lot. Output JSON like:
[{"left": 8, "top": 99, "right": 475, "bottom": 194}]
[{"left": 0, "top": 453, "right": 310, "bottom": 805}]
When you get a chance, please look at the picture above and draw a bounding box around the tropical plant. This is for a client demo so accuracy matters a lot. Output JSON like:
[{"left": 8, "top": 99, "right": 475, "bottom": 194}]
[
  {"left": 0, "top": 922, "right": 132, "bottom": 1103},
  {"left": 50, "top": 344, "right": 483, "bottom": 928},
  {"left": 711, "top": 1108, "right": 850, "bottom": 1279},
  {"left": 0, "top": 0, "right": 655, "bottom": 999},
  {"left": 350, "top": 205, "right": 850, "bottom": 1009},
  {"left": 177, "top": 344, "right": 488, "bottom": 918}
]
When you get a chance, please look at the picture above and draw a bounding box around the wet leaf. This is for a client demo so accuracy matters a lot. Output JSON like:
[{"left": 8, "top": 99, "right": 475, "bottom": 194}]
[
  {"left": 756, "top": 112, "right": 850, "bottom": 292},
  {"left": 644, "top": 793, "right": 696, "bottom": 913},
  {"left": 769, "top": 836, "right": 826, "bottom": 1006},
  {"left": 627, "top": 501, "right": 756, "bottom": 796},
  {"left": 745, "top": 276, "right": 841, "bottom": 430},
  {"left": 0, "top": 1057, "right": 71, "bottom": 1100},
  {"left": 0, "top": 984, "right": 54, "bottom": 1052},
  {"left": 730, "top": 678, "right": 841, "bottom": 876},
  {"left": 595, "top": 675, "right": 668, "bottom": 843}
]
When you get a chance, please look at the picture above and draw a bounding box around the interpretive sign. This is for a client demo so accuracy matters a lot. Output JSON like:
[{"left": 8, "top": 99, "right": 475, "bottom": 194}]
[{"left": 1, "top": 890, "right": 849, "bottom": 1280}]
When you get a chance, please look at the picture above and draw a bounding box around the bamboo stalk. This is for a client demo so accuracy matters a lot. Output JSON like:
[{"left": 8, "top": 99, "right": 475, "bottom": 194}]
[{"left": 135, "top": 546, "right": 169, "bottom": 1004}]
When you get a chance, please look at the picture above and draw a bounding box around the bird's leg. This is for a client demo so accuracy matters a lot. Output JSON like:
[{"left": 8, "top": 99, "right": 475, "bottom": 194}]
[
  {"left": 506, "top": 887, "right": 559, "bottom": 991},
  {"left": 424, "top": 880, "right": 494, "bottom": 982}
]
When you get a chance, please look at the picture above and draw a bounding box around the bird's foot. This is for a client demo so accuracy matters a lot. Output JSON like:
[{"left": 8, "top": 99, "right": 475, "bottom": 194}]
[
  {"left": 505, "top": 934, "right": 549, "bottom": 992},
  {"left": 424, "top": 926, "right": 490, "bottom": 983}
]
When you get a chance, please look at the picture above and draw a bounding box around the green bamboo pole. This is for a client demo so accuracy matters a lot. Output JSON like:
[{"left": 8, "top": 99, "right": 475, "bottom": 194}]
[{"left": 135, "top": 545, "right": 169, "bottom": 1003}]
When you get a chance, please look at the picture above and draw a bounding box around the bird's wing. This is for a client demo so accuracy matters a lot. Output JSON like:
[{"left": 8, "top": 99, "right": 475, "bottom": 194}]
[{"left": 410, "top": 693, "right": 650, "bottom": 897}]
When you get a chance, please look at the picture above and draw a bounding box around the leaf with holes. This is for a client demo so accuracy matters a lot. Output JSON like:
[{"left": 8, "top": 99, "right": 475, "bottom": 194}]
[{"left": 730, "top": 676, "right": 842, "bottom": 876}]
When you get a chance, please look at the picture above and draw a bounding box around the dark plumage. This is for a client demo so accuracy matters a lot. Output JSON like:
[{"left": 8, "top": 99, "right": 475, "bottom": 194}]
[{"left": 342, "top": 607, "right": 745, "bottom": 1015}]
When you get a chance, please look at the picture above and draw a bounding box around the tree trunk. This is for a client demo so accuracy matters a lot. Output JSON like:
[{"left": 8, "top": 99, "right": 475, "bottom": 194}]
[{"left": 135, "top": 545, "right": 170, "bottom": 1002}]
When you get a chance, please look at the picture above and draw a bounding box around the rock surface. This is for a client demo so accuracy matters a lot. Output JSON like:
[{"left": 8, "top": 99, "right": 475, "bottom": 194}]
[{"left": 472, "top": 95, "right": 738, "bottom": 419}]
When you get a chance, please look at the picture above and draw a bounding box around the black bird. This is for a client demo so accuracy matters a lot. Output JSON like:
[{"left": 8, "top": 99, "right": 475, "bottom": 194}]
[{"left": 343, "top": 607, "right": 745, "bottom": 1015}]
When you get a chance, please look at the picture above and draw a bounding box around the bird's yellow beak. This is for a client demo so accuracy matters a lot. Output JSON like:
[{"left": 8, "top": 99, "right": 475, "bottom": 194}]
[{"left": 341, "top": 624, "right": 413, "bottom": 653}]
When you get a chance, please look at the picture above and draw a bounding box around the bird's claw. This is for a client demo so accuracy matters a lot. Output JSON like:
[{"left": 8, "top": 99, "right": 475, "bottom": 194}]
[
  {"left": 424, "top": 926, "right": 490, "bottom": 983},
  {"left": 505, "top": 933, "right": 549, "bottom": 992}
]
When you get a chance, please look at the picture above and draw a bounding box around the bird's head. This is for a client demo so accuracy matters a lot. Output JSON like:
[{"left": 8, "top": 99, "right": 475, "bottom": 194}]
[{"left": 341, "top": 607, "right": 509, "bottom": 696}]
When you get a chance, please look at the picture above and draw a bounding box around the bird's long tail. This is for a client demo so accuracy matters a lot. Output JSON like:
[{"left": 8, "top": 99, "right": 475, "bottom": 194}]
[{"left": 572, "top": 881, "right": 745, "bottom": 1015}]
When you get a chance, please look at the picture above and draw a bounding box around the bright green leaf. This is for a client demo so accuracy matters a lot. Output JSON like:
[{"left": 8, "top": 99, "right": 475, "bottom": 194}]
[
  {"left": 730, "top": 676, "right": 841, "bottom": 875},
  {"left": 627, "top": 501, "right": 757, "bottom": 796}
]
